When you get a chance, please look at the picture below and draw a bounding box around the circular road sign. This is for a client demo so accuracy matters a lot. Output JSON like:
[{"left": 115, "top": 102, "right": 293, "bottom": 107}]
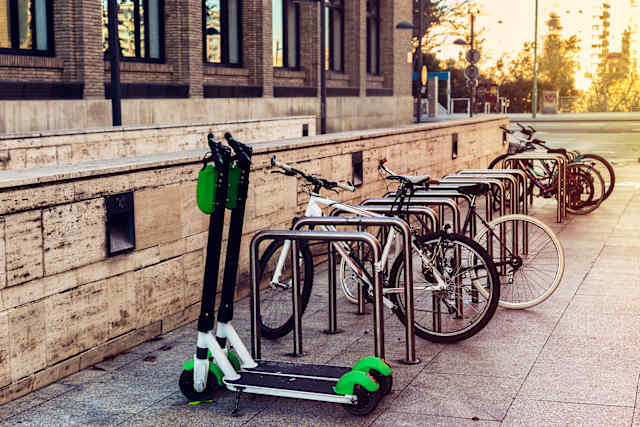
[
  {"left": 464, "top": 65, "right": 479, "bottom": 80},
  {"left": 466, "top": 49, "right": 481, "bottom": 64}
]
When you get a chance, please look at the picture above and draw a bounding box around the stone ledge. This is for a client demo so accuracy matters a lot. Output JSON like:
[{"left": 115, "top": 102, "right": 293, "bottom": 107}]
[
  {"left": 0, "top": 115, "right": 316, "bottom": 141},
  {"left": 0, "top": 116, "right": 507, "bottom": 189}
]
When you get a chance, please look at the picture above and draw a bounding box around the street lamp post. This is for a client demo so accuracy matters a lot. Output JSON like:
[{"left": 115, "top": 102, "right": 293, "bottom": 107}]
[
  {"left": 532, "top": 0, "right": 539, "bottom": 118},
  {"left": 107, "top": 0, "right": 122, "bottom": 127},
  {"left": 416, "top": 0, "right": 424, "bottom": 123}
]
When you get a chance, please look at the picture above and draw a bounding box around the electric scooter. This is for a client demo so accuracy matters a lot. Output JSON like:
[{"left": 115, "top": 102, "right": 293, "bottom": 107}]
[{"left": 179, "top": 133, "right": 392, "bottom": 416}]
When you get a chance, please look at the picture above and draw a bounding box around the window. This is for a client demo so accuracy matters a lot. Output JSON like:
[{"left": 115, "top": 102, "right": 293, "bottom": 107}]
[
  {"left": 203, "top": 0, "right": 241, "bottom": 65},
  {"left": 272, "top": 0, "right": 298, "bottom": 68},
  {"left": 0, "top": 0, "right": 53, "bottom": 55},
  {"left": 102, "top": 0, "right": 163, "bottom": 61},
  {"left": 366, "top": 0, "right": 380, "bottom": 74},
  {"left": 325, "top": 0, "right": 343, "bottom": 72}
]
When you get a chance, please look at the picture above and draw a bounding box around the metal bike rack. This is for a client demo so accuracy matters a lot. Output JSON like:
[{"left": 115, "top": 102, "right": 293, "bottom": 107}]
[
  {"left": 457, "top": 169, "right": 529, "bottom": 215},
  {"left": 329, "top": 205, "right": 439, "bottom": 235},
  {"left": 250, "top": 230, "right": 385, "bottom": 360},
  {"left": 361, "top": 197, "right": 460, "bottom": 234},
  {"left": 504, "top": 153, "right": 567, "bottom": 223},
  {"left": 293, "top": 216, "right": 419, "bottom": 365}
]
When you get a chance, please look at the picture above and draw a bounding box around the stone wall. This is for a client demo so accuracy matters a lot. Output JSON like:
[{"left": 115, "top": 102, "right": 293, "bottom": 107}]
[
  {"left": 0, "top": 96, "right": 411, "bottom": 136},
  {"left": 0, "top": 116, "right": 315, "bottom": 170},
  {"left": 0, "top": 116, "right": 508, "bottom": 404}
]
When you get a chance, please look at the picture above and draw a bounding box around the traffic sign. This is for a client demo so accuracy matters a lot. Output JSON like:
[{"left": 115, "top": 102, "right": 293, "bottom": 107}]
[
  {"left": 421, "top": 65, "right": 428, "bottom": 86},
  {"left": 466, "top": 49, "right": 481, "bottom": 64},
  {"left": 464, "top": 65, "right": 479, "bottom": 80}
]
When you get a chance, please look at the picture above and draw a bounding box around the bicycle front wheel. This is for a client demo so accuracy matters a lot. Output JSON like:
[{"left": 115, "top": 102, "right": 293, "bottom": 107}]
[
  {"left": 257, "top": 239, "right": 314, "bottom": 339},
  {"left": 339, "top": 242, "right": 375, "bottom": 305},
  {"left": 474, "top": 214, "right": 565, "bottom": 309},
  {"left": 389, "top": 232, "right": 500, "bottom": 343}
]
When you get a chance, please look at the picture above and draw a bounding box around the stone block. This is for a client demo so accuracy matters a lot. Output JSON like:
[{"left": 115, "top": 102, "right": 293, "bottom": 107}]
[
  {"left": 73, "top": 174, "right": 132, "bottom": 200},
  {"left": 0, "top": 312, "right": 9, "bottom": 388},
  {"left": 162, "top": 302, "right": 200, "bottom": 334},
  {"left": 8, "top": 300, "right": 47, "bottom": 381},
  {"left": 7, "top": 149, "right": 26, "bottom": 169},
  {"left": 183, "top": 250, "right": 204, "bottom": 306},
  {"left": 0, "top": 183, "right": 75, "bottom": 215},
  {"left": 46, "top": 281, "right": 108, "bottom": 365},
  {"left": 180, "top": 181, "right": 208, "bottom": 237},
  {"left": 135, "top": 257, "right": 185, "bottom": 326},
  {"left": 5, "top": 210, "right": 43, "bottom": 287},
  {"left": 0, "top": 376, "right": 33, "bottom": 406},
  {"left": 134, "top": 186, "right": 183, "bottom": 250},
  {"left": 56, "top": 145, "right": 72, "bottom": 165},
  {"left": 25, "top": 146, "right": 57, "bottom": 169},
  {"left": 43, "top": 199, "right": 107, "bottom": 276},
  {"left": 107, "top": 272, "right": 138, "bottom": 339},
  {"left": 0, "top": 220, "right": 5, "bottom": 290}
]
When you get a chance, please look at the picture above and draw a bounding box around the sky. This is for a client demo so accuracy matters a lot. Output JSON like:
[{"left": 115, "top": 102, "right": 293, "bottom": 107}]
[{"left": 438, "top": 0, "right": 639, "bottom": 90}]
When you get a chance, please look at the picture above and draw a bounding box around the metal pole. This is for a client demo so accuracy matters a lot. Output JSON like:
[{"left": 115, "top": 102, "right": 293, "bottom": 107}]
[
  {"left": 416, "top": 0, "right": 424, "bottom": 123},
  {"left": 470, "top": 13, "right": 474, "bottom": 118},
  {"left": 291, "top": 239, "right": 304, "bottom": 356},
  {"left": 107, "top": 0, "right": 122, "bottom": 127},
  {"left": 326, "top": 243, "right": 339, "bottom": 334},
  {"left": 320, "top": 0, "right": 327, "bottom": 134},
  {"left": 532, "top": 0, "right": 539, "bottom": 118}
]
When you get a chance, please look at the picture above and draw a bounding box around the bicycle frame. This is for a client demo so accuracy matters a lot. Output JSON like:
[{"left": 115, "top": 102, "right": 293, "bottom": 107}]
[{"left": 268, "top": 192, "right": 448, "bottom": 310}]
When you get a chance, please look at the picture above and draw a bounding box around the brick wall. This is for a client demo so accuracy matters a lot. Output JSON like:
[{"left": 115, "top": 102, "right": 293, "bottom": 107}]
[{"left": 0, "top": 116, "right": 507, "bottom": 404}]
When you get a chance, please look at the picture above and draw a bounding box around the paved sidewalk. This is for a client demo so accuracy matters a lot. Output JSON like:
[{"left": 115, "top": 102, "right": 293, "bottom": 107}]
[{"left": 2, "top": 163, "right": 640, "bottom": 426}]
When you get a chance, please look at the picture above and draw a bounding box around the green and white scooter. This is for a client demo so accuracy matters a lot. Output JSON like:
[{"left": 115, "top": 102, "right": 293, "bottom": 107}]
[{"left": 179, "top": 133, "right": 392, "bottom": 416}]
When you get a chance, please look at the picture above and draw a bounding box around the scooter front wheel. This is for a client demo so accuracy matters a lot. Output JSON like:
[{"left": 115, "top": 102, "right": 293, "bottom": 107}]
[{"left": 179, "top": 368, "right": 218, "bottom": 403}]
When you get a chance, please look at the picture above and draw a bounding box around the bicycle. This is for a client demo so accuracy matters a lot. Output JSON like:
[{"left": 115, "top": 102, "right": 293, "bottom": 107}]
[
  {"left": 372, "top": 161, "right": 565, "bottom": 310},
  {"left": 490, "top": 125, "right": 605, "bottom": 215},
  {"left": 258, "top": 156, "right": 500, "bottom": 343},
  {"left": 491, "top": 123, "right": 615, "bottom": 202}
]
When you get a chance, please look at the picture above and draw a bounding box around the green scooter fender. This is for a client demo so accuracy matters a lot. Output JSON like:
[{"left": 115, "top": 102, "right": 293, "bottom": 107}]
[
  {"left": 182, "top": 359, "right": 225, "bottom": 386},
  {"left": 333, "top": 370, "right": 379, "bottom": 395},
  {"left": 352, "top": 356, "right": 392, "bottom": 377}
]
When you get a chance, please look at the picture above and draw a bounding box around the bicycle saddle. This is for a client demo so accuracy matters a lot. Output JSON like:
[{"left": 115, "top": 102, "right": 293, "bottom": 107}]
[
  {"left": 386, "top": 175, "right": 431, "bottom": 186},
  {"left": 456, "top": 183, "right": 490, "bottom": 196}
]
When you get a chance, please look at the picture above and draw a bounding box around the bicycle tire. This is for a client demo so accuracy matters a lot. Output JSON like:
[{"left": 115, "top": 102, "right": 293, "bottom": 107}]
[
  {"left": 388, "top": 232, "right": 500, "bottom": 343},
  {"left": 488, "top": 153, "right": 510, "bottom": 170},
  {"left": 339, "top": 242, "right": 375, "bottom": 305},
  {"left": 577, "top": 153, "right": 615, "bottom": 201},
  {"left": 566, "top": 163, "right": 603, "bottom": 215},
  {"left": 474, "top": 214, "right": 565, "bottom": 309},
  {"left": 257, "top": 238, "right": 314, "bottom": 339}
]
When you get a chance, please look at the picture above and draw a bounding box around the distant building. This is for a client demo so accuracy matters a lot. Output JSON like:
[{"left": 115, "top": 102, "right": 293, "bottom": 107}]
[{"left": 0, "top": 1, "right": 412, "bottom": 134}]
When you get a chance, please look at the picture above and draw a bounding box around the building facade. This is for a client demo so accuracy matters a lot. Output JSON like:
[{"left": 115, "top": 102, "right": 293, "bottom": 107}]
[{"left": 0, "top": 0, "right": 413, "bottom": 134}]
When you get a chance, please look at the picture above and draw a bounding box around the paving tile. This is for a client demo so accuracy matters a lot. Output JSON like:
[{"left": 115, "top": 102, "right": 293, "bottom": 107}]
[
  {"left": 425, "top": 341, "right": 541, "bottom": 380},
  {"left": 536, "top": 334, "right": 640, "bottom": 369},
  {"left": 503, "top": 398, "right": 634, "bottom": 427},
  {"left": 120, "top": 391, "right": 273, "bottom": 427},
  {"left": 4, "top": 398, "right": 132, "bottom": 426},
  {"left": 371, "top": 411, "right": 501, "bottom": 426},
  {"left": 390, "top": 372, "right": 521, "bottom": 420},
  {"left": 552, "top": 311, "right": 640, "bottom": 340},
  {"left": 577, "top": 273, "right": 640, "bottom": 297},
  {"left": 566, "top": 294, "right": 640, "bottom": 316},
  {"left": 519, "top": 361, "right": 639, "bottom": 406}
]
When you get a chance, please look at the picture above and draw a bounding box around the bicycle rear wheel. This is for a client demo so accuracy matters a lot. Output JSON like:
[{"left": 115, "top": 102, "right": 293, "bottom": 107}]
[
  {"left": 257, "top": 239, "right": 314, "bottom": 339},
  {"left": 389, "top": 232, "right": 500, "bottom": 343},
  {"left": 339, "top": 242, "right": 375, "bottom": 304},
  {"left": 577, "top": 153, "right": 615, "bottom": 201},
  {"left": 474, "top": 214, "right": 565, "bottom": 309},
  {"left": 566, "top": 163, "right": 604, "bottom": 215}
]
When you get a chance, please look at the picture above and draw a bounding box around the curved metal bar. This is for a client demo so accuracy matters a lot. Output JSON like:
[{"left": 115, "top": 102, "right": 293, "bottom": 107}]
[
  {"left": 362, "top": 197, "right": 460, "bottom": 235},
  {"left": 328, "top": 205, "right": 439, "bottom": 233},
  {"left": 293, "top": 216, "right": 418, "bottom": 365},
  {"left": 250, "top": 230, "right": 383, "bottom": 360}
]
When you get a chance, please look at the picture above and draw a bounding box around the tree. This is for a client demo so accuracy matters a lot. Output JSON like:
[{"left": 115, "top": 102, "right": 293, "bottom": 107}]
[{"left": 536, "top": 13, "right": 581, "bottom": 97}]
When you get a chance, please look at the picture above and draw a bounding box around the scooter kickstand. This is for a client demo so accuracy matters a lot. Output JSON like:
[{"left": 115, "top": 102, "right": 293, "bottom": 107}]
[{"left": 231, "top": 387, "right": 244, "bottom": 416}]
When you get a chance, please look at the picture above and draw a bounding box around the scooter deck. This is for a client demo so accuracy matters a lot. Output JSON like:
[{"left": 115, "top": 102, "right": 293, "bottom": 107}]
[
  {"left": 226, "top": 371, "right": 338, "bottom": 395},
  {"left": 248, "top": 360, "right": 351, "bottom": 379}
]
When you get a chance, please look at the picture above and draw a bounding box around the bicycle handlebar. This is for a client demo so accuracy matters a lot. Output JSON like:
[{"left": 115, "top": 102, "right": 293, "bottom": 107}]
[{"left": 270, "top": 155, "right": 355, "bottom": 192}]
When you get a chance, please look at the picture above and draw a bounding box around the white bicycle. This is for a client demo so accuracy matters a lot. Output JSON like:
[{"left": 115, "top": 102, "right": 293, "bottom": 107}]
[{"left": 256, "top": 156, "right": 500, "bottom": 343}]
